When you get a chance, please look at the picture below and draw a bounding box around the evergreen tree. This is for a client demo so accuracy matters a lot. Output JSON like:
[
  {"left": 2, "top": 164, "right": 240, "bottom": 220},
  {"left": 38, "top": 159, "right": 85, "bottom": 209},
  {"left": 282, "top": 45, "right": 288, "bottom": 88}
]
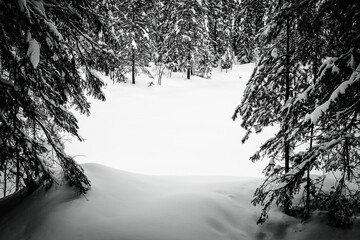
[
  {"left": 231, "top": 0, "right": 267, "bottom": 63},
  {"left": 203, "top": 0, "right": 234, "bottom": 67},
  {"left": 232, "top": 0, "right": 301, "bottom": 221},
  {"left": 111, "top": 0, "right": 153, "bottom": 84},
  {"left": 234, "top": 0, "right": 360, "bottom": 226},
  {"left": 0, "top": 0, "right": 121, "bottom": 196},
  {"left": 297, "top": 0, "right": 360, "bottom": 226},
  {"left": 148, "top": 0, "right": 173, "bottom": 84},
  {"left": 162, "top": 0, "right": 211, "bottom": 79}
]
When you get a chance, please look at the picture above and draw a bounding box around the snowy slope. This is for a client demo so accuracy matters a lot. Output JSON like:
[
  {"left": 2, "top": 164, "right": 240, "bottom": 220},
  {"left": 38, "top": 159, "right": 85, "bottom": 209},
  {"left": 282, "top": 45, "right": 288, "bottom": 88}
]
[{"left": 1, "top": 164, "right": 360, "bottom": 240}]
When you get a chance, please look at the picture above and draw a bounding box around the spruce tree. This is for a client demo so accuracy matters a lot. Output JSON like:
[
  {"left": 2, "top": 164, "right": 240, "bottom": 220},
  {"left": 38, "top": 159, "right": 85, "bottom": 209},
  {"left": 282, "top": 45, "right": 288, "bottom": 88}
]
[
  {"left": 233, "top": 0, "right": 318, "bottom": 222},
  {"left": 298, "top": 0, "right": 360, "bottom": 226},
  {"left": 162, "top": 0, "right": 211, "bottom": 79},
  {"left": 203, "top": 0, "right": 234, "bottom": 67},
  {"left": 0, "top": 0, "right": 121, "bottom": 196},
  {"left": 234, "top": 0, "right": 360, "bottom": 226},
  {"left": 111, "top": 0, "right": 153, "bottom": 84},
  {"left": 232, "top": 0, "right": 267, "bottom": 63},
  {"left": 148, "top": 0, "right": 173, "bottom": 84}
]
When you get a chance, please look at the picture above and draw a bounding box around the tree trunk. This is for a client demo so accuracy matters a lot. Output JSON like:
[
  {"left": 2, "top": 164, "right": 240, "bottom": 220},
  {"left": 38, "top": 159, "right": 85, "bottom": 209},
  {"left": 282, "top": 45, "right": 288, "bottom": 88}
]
[
  {"left": 3, "top": 161, "right": 7, "bottom": 197},
  {"left": 16, "top": 145, "right": 20, "bottom": 191},
  {"left": 306, "top": 126, "right": 314, "bottom": 217},
  {"left": 131, "top": 4, "right": 136, "bottom": 84},
  {"left": 132, "top": 47, "right": 135, "bottom": 84},
  {"left": 213, "top": 20, "right": 217, "bottom": 55},
  {"left": 284, "top": 16, "right": 291, "bottom": 174},
  {"left": 14, "top": 105, "right": 21, "bottom": 192},
  {"left": 283, "top": 15, "right": 291, "bottom": 214},
  {"left": 187, "top": 51, "right": 191, "bottom": 80},
  {"left": 344, "top": 137, "right": 351, "bottom": 181},
  {"left": 306, "top": 25, "right": 320, "bottom": 217}
]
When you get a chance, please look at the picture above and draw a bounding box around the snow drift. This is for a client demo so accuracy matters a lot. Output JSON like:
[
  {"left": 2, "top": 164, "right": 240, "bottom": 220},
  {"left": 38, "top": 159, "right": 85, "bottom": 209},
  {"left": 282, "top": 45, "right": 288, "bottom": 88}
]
[{"left": 1, "top": 164, "right": 360, "bottom": 240}]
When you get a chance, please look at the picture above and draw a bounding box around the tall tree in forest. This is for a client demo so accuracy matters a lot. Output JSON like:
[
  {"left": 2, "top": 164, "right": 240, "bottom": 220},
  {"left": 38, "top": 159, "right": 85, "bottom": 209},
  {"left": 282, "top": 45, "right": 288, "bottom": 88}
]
[
  {"left": 203, "top": 0, "right": 234, "bottom": 66},
  {"left": 162, "top": 0, "right": 211, "bottom": 79},
  {"left": 234, "top": 0, "right": 360, "bottom": 226},
  {"left": 233, "top": 0, "right": 314, "bottom": 221},
  {"left": 0, "top": 0, "right": 121, "bottom": 196},
  {"left": 296, "top": 0, "right": 360, "bottom": 226},
  {"left": 232, "top": 0, "right": 267, "bottom": 63},
  {"left": 232, "top": 0, "right": 302, "bottom": 221},
  {"left": 112, "top": 0, "right": 153, "bottom": 84},
  {"left": 148, "top": 0, "right": 173, "bottom": 84}
]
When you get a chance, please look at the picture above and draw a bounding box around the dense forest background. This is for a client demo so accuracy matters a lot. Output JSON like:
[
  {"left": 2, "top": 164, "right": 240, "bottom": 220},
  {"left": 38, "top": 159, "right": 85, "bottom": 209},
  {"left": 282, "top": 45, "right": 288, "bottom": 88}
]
[{"left": 1, "top": 0, "right": 360, "bottom": 227}]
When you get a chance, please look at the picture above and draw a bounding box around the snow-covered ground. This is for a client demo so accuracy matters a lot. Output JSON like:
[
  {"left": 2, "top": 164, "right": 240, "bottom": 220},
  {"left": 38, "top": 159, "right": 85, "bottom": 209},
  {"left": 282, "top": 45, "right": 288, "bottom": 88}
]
[
  {"left": 65, "top": 63, "right": 277, "bottom": 177},
  {"left": 1, "top": 64, "right": 360, "bottom": 240},
  {"left": 1, "top": 164, "right": 360, "bottom": 240}
]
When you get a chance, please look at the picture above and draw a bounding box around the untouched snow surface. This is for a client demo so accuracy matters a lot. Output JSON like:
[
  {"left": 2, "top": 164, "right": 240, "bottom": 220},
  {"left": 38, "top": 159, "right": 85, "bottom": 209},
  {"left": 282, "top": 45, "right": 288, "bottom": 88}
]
[
  {"left": 65, "top": 63, "right": 277, "bottom": 177},
  {"left": 1, "top": 164, "right": 360, "bottom": 240}
]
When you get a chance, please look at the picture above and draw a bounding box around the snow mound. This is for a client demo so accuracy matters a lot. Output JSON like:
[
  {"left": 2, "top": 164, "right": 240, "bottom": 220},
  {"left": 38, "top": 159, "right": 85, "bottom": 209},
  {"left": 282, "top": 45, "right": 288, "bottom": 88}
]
[{"left": 1, "top": 164, "right": 360, "bottom": 240}]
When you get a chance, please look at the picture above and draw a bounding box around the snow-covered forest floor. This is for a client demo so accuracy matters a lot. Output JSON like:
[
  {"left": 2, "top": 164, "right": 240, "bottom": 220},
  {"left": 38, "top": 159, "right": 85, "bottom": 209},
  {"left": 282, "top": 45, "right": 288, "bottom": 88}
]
[
  {"left": 1, "top": 64, "right": 360, "bottom": 240},
  {"left": 1, "top": 163, "right": 360, "bottom": 240},
  {"left": 65, "top": 63, "right": 277, "bottom": 177}
]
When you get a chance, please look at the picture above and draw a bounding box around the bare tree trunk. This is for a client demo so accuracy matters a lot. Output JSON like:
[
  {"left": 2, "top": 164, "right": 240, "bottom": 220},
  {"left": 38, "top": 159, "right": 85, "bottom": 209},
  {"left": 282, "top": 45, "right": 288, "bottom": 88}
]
[
  {"left": 284, "top": 16, "right": 291, "bottom": 174},
  {"left": 344, "top": 138, "right": 351, "bottom": 181},
  {"left": 158, "top": 64, "right": 165, "bottom": 86},
  {"left": 131, "top": 4, "right": 136, "bottom": 84},
  {"left": 187, "top": 51, "right": 191, "bottom": 80},
  {"left": 132, "top": 47, "right": 135, "bottom": 84},
  {"left": 213, "top": 20, "right": 217, "bottom": 55},
  {"left": 16, "top": 144, "right": 20, "bottom": 191},
  {"left": 306, "top": 126, "right": 314, "bottom": 217},
  {"left": 3, "top": 161, "right": 7, "bottom": 197}
]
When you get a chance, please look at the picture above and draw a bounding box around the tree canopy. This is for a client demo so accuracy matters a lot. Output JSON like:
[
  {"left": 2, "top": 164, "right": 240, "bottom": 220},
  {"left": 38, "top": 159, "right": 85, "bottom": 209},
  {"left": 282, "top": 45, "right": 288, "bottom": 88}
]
[
  {"left": 0, "top": 0, "right": 122, "bottom": 195},
  {"left": 234, "top": 0, "right": 360, "bottom": 226}
]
